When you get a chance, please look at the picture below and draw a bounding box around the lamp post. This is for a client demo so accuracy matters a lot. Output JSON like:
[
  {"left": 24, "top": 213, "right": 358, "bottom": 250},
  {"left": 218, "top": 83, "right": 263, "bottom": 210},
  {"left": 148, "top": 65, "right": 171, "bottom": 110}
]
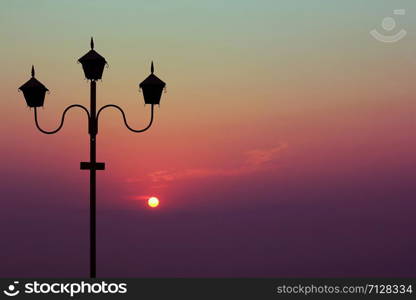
[{"left": 18, "top": 38, "right": 166, "bottom": 278}]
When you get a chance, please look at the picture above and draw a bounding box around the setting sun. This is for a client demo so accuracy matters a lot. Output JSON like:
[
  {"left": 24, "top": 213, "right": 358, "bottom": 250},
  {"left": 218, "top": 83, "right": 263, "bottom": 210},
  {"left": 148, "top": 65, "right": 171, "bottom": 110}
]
[{"left": 148, "top": 197, "right": 160, "bottom": 208}]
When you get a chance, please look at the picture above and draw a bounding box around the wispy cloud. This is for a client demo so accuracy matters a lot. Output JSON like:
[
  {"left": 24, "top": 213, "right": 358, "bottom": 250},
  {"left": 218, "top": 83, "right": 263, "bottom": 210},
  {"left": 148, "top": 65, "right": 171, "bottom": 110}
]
[{"left": 142, "top": 143, "right": 288, "bottom": 184}]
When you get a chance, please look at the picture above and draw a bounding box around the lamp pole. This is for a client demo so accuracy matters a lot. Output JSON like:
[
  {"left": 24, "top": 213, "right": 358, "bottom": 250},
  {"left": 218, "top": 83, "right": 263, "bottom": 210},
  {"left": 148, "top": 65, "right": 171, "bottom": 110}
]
[
  {"left": 89, "top": 80, "right": 97, "bottom": 278},
  {"left": 19, "top": 38, "right": 166, "bottom": 278}
]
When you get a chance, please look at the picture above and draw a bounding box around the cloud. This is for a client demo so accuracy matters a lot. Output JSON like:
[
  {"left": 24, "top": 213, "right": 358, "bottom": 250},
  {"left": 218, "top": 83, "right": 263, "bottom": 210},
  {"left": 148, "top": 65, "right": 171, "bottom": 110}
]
[
  {"left": 244, "top": 145, "right": 288, "bottom": 167},
  {"left": 146, "top": 143, "right": 288, "bottom": 183}
]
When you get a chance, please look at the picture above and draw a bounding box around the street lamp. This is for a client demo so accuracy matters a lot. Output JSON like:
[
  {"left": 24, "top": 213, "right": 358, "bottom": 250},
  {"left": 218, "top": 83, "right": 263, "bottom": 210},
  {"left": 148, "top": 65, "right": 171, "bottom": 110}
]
[{"left": 18, "top": 38, "right": 166, "bottom": 278}]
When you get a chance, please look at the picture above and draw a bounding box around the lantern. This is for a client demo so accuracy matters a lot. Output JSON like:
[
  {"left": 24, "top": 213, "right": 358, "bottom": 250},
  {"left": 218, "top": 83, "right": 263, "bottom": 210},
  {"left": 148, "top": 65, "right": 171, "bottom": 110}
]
[
  {"left": 78, "top": 38, "right": 107, "bottom": 80},
  {"left": 19, "top": 66, "right": 49, "bottom": 108},
  {"left": 139, "top": 62, "right": 166, "bottom": 105}
]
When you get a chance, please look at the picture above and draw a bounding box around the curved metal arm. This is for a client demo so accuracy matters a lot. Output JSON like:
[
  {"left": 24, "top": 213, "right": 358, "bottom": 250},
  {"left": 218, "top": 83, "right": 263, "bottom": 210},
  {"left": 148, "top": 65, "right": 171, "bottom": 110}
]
[
  {"left": 34, "top": 105, "right": 90, "bottom": 135},
  {"left": 97, "top": 104, "right": 154, "bottom": 133}
]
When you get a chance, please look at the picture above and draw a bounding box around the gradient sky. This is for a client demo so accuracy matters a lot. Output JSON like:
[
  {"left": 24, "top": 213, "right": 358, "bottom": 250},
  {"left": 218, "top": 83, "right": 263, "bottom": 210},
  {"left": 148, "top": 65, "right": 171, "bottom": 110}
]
[{"left": 1, "top": 0, "right": 416, "bottom": 277}]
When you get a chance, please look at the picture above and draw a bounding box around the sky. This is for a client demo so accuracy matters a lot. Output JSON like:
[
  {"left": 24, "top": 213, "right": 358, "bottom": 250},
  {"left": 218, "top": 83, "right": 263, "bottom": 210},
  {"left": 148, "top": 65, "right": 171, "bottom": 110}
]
[{"left": 0, "top": 0, "right": 416, "bottom": 277}]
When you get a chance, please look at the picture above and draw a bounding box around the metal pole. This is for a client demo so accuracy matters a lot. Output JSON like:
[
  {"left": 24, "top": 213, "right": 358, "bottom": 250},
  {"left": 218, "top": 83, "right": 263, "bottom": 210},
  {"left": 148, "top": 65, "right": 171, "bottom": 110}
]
[{"left": 90, "top": 80, "right": 97, "bottom": 278}]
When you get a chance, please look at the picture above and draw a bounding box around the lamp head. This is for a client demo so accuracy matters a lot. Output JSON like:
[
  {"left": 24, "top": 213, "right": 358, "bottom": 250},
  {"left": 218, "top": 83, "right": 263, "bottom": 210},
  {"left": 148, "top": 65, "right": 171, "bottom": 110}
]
[
  {"left": 78, "top": 37, "right": 107, "bottom": 80},
  {"left": 18, "top": 66, "right": 49, "bottom": 108},
  {"left": 139, "top": 62, "right": 166, "bottom": 105}
]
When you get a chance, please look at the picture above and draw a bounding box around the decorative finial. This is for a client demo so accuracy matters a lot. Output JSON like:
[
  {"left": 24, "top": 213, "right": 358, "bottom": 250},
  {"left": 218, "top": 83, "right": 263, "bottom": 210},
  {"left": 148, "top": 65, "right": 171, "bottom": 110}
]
[
  {"left": 151, "top": 61, "right": 154, "bottom": 74},
  {"left": 31, "top": 65, "right": 35, "bottom": 77},
  {"left": 90, "top": 37, "right": 94, "bottom": 50}
]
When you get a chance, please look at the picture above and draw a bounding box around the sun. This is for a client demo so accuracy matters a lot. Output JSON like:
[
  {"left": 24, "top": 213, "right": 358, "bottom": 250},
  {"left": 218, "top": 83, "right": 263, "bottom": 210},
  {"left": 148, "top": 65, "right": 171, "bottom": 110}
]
[{"left": 147, "top": 197, "right": 160, "bottom": 208}]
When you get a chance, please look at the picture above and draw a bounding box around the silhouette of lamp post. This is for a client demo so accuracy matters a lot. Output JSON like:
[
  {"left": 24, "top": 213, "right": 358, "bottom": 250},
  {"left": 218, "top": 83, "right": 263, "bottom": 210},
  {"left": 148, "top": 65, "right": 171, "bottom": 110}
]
[{"left": 18, "top": 38, "right": 166, "bottom": 278}]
